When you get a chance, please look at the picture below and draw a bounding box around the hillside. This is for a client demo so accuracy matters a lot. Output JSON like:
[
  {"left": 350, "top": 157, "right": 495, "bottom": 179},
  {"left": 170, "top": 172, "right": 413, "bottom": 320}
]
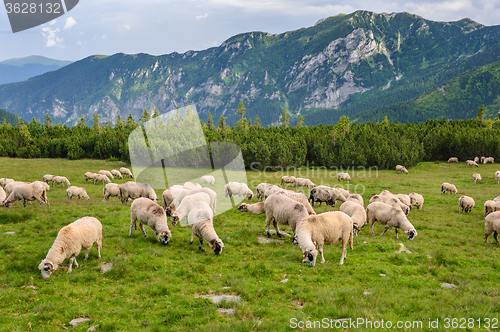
[
  {"left": 0, "top": 56, "right": 73, "bottom": 85},
  {"left": 0, "top": 11, "right": 500, "bottom": 126}
]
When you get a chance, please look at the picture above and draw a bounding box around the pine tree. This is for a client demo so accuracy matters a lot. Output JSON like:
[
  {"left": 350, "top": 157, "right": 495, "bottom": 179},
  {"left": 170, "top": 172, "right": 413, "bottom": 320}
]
[
  {"left": 217, "top": 114, "right": 227, "bottom": 132},
  {"left": 115, "top": 114, "right": 124, "bottom": 128},
  {"left": 237, "top": 100, "right": 246, "bottom": 119},
  {"left": 141, "top": 109, "right": 150, "bottom": 124},
  {"left": 127, "top": 114, "right": 135, "bottom": 127},
  {"left": 93, "top": 113, "right": 101, "bottom": 131},
  {"left": 477, "top": 104, "right": 485, "bottom": 124},
  {"left": 207, "top": 111, "right": 215, "bottom": 130},
  {"left": 44, "top": 114, "right": 52, "bottom": 127},
  {"left": 152, "top": 107, "right": 159, "bottom": 118},
  {"left": 297, "top": 115, "right": 304, "bottom": 128},
  {"left": 76, "top": 116, "right": 87, "bottom": 128},
  {"left": 254, "top": 115, "right": 261, "bottom": 128},
  {"left": 280, "top": 105, "right": 289, "bottom": 128}
]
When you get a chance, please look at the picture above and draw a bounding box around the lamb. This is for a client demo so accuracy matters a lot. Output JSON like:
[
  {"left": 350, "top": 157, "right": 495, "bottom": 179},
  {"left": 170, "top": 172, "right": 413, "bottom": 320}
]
[
  {"left": 110, "top": 169, "right": 123, "bottom": 179},
  {"left": 84, "top": 172, "right": 98, "bottom": 182},
  {"left": 170, "top": 192, "right": 213, "bottom": 226},
  {"left": 483, "top": 157, "right": 495, "bottom": 164},
  {"left": 295, "top": 177, "right": 316, "bottom": 189},
  {"left": 167, "top": 187, "right": 217, "bottom": 216},
  {"left": 224, "top": 181, "right": 253, "bottom": 199},
  {"left": 496, "top": 171, "right": 500, "bottom": 184},
  {"left": 53, "top": 176, "right": 71, "bottom": 187},
  {"left": 309, "top": 185, "right": 346, "bottom": 207},
  {"left": 396, "top": 194, "right": 411, "bottom": 208},
  {"left": 93, "top": 174, "right": 111, "bottom": 185},
  {"left": 264, "top": 193, "right": 310, "bottom": 239},
  {"left": 484, "top": 200, "right": 500, "bottom": 217},
  {"left": 280, "top": 175, "right": 296, "bottom": 187},
  {"left": 369, "top": 194, "right": 410, "bottom": 215},
  {"left": 458, "top": 195, "right": 475, "bottom": 213},
  {"left": 395, "top": 165, "right": 408, "bottom": 174},
  {"left": 340, "top": 201, "right": 367, "bottom": 235},
  {"left": 38, "top": 217, "right": 102, "bottom": 278},
  {"left": 237, "top": 202, "right": 265, "bottom": 214},
  {"left": 256, "top": 183, "right": 274, "bottom": 201},
  {"left": 1, "top": 182, "right": 49, "bottom": 208},
  {"left": 120, "top": 167, "right": 134, "bottom": 178},
  {"left": 447, "top": 157, "right": 458, "bottom": 163},
  {"left": 162, "top": 185, "right": 186, "bottom": 210},
  {"left": 409, "top": 192, "right": 424, "bottom": 209},
  {"left": 183, "top": 181, "right": 202, "bottom": 190},
  {"left": 473, "top": 173, "right": 482, "bottom": 184},
  {"left": 98, "top": 170, "right": 114, "bottom": 180},
  {"left": 200, "top": 175, "right": 215, "bottom": 186},
  {"left": 129, "top": 198, "right": 171, "bottom": 245},
  {"left": 346, "top": 193, "right": 364, "bottom": 206},
  {"left": 484, "top": 211, "right": 500, "bottom": 243},
  {"left": 119, "top": 181, "right": 157, "bottom": 204},
  {"left": 103, "top": 183, "right": 122, "bottom": 201},
  {"left": 188, "top": 201, "right": 224, "bottom": 254},
  {"left": 42, "top": 174, "right": 55, "bottom": 184},
  {"left": 295, "top": 211, "right": 354, "bottom": 267},
  {"left": 466, "top": 160, "right": 478, "bottom": 167},
  {"left": 66, "top": 186, "right": 90, "bottom": 200},
  {"left": 366, "top": 201, "right": 417, "bottom": 240},
  {"left": 441, "top": 182, "right": 458, "bottom": 194},
  {"left": 0, "top": 178, "right": 14, "bottom": 187},
  {"left": 337, "top": 172, "right": 351, "bottom": 181}
]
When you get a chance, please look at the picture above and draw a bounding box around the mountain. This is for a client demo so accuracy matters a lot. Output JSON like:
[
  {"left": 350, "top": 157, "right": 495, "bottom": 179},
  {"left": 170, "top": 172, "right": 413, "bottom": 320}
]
[
  {"left": 0, "top": 109, "right": 17, "bottom": 126},
  {"left": 0, "top": 56, "right": 73, "bottom": 85},
  {"left": 0, "top": 11, "right": 500, "bottom": 126}
]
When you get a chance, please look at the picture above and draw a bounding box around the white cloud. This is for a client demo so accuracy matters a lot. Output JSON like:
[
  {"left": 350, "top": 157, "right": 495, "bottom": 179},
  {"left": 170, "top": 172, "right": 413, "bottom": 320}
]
[
  {"left": 196, "top": 13, "right": 209, "bottom": 19},
  {"left": 64, "top": 17, "right": 77, "bottom": 30},
  {"left": 49, "top": 19, "right": 56, "bottom": 25},
  {"left": 41, "top": 27, "right": 63, "bottom": 47}
]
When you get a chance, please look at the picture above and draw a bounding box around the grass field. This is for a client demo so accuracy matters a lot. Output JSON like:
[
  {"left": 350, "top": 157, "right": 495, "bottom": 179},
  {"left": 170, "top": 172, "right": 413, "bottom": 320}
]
[{"left": 1, "top": 158, "right": 500, "bottom": 331}]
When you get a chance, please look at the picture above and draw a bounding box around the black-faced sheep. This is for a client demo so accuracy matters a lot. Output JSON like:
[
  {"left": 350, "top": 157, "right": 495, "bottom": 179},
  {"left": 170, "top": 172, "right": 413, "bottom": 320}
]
[
  {"left": 237, "top": 202, "right": 265, "bottom": 214},
  {"left": 395, "top": 165, "right": 408, "bottom": 174},
  {"left": 130, "top": 198, "right": 171, "bottom": 245},
  {"left": 309, "top": 185, "right": 346, "bottom": 207},
  {"left": 485, "top": 211, "right": 500, "bottom": 243},
  {"left": 369, "top": 194, "right": 410, "bottom": 215},
  {"left": 340, "top": 200, "right": 367, "bottom": 235},
  {"left": 224, "top": 182, "right": 253, "bottom": 200},
  {"left": 200, "top": 175, "right": 215, "bottom": 186},
  {"left": 120, "top": 167, "right": 134, "bottom": 178},
  {"left": 170, "top": 192, "right": 212, "bottom": 226},
  {"left": 458, "top": 195, "right": 475, "bottom": 213},
  {"left": 167, "top": 188, "right": 217, "bottom": 216},
  {"left": 119, "top": 181, "right": 157, "bottom": 205},
  {"left": 366, "top": 201, "right": 417, "bottom": 240},
  {"left": 38, "top": 216, "right": 102, "bottom": 278},
  {"left": 441, "top": 182, "right": 458, "bottom": 194},
  {"left": 66, "top": 186, "right": 90, "bottom": 200},
  {"left": 188, "top": 201, "right": 224, "bottom": 255},
  {"left": 484, "top": 200, "right": 500, "bottom": 217},
  {"left": 2, "top": 182, "right": 49, "bottom": 208},
  {"left": 447, "top": 157, "right": 458, "bottom": 163}
]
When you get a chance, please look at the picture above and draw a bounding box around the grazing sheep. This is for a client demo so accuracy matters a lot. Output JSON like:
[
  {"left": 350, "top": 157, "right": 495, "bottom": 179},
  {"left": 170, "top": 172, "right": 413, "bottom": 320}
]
[
  {"left": 395, "top": 165, "right": 408, "bottom": 174},
  {"left": 264, "top": 193, "right": 309, "bottom": 239},
  {"left": 162, "top": 185, "right": 186, "bottom": 210},
  {"left": 93, "top": 174, "right": 111, "bottom": 185},
  {"left": 458, "top": 195, "right": 475, "bottom": 213},
  {"left": 167, "top": 188, "right": 216, "bottom": 216},
  {"left": 409, "top": 192, "right": 424, "bottom": 209},
  {"left": 296, "top": 211, "right": 354, "bottom": 267},
  {"left": 396, "top": 194, "right": 411, "bottom": 208},
  {"left": 224, "top": 182, "right": 253, "bottom": 199},
  {"left": 366, "top": 202, "right": 417, "bottom": 240},
  {"left": 2, "top": 182, "right": 49, "bottom": 208},
  {"left": 237, "top": 202, "right": 265, "bottom": 214},
  {"left": 309, "top": 186, "right": 346, "bottom": 207},
  {"left": 120, "top": 167, "right": 134, "bottom": 178},
  {"left": 119, "top": 181, "right": 157, "bottom": 204},
  {"left": 53, "top": 176, "right": 71, "bottom": 187},
  {"left": 447, "top": 157, "right": 458, "bottom": 163},
  {"left": 483, "top": 157, "right": 495, "bottom": 164},
  {"left": 280, "top": 175, "right": 296, "bottom": 187},
  {"left": 103, "top": 183, "right": 122, "bottom": 201},
  {"left": 170, "top": 192, "right": 213, "bottom": 226},
  {"left": 0, "top": 186, "right": 6, "bottom": 203},
  {"left": 441, "top": 182, "right": 458, "bottom": 194},
  {"left": 495, "top": 171, "right": 500, "bottom": 184},
  {"left": 111, "top": 170, "right": 123, "bottom": 179},
  {"left": 474, "top": 157, "right": 480, "bottom": 163},
  {"left": 369, "top": 194, "right": 410, "bottom": 215},
  {"left": 484, "top": 211, "right": 500, "bottom": 243},
  {"left": 84, "top": 172, "right": 98, "bottom": 182},
  {"left": 346, "top": 193, "right": 364, "bottom": 206},
  {"left": 263, "top": 185, "right": 283, "bottom": 200},
  {"left": 183, "top": 181, "right": 202, "bottom": 190},
  {"left": 34, "top": 181, "right": 50, "bottom": 192},
  {"left": 295, "top": 177, "right": 316, "bottom": 189},
  {"left": 0, "top": 178, "right": 14, "bottom": 188},
  {"left": 466, "top": 160, "right": 478, "bottom": 167},
  {"left": 256, "top": 183, "right": 274, "bottom": 202},
  {"left": 43, "top": 174, "right": 55, "bottom": 184},
  {"left": 337, "top": 172, "right": 351, "bottom": 181},
  {"left": 98, "top": 170, "right": 114, "bottom": 180},
  {"left": 130, "top": 198, "right": 171, "bottom": 245},
  {"left": 280, "top": 190, "right": 316, "bottom": 215},
  {"left": 188, "top": 201, "right": 224, "bottom": 254},
  {"left": 66, "top": 186, "right": 90, "bottom": 200},
  {"left": 484, "top": 200, "right": 500, "bottom": 217},
  {"left": 494, "top": 195, "right": 500, "bottom": 202},
  {"left": 473, "top": 173, "right": 482, "bottom": 184},
  {"left": 340, "top": 201, "right": 367, "bottom": 235},
  {"left": 200, "top": 175, "right": 215, "bottom": 186},
  {"left": 4, "top": 181, "right": 27, "bottom": 197},
  {"left": 337, "top": 188, "right": 352, "bottom": 199},
  {"left": 38, "top": 217, "right": 102, "bottom": 278},
  {"left": 481, "top": 156, "right": 486, "bottom": 163}
]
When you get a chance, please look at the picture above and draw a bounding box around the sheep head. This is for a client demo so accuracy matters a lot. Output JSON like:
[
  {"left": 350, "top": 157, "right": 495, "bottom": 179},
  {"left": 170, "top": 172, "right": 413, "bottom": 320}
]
[
  {"left": 159, "top": 231, "right": 171, "bottom": 246},
  {"left": 237, "top": 203, "right": 248, "bottom": 212},
  {"left": 165, "top": 204, "right": 174, "bottom": 216},
  {"left": 247, "top": 191, "right": 254, "bottom": 200},
  {"left": 171, "top": 213, "right": 180, "bottom": 226},
  {"left": 303, "top": 249, "right": 317, "bottom": 268},
  {"left": 405, "top": 229, "right": 417, "bottom": 240},
  {"left": 210, "top": 239, "right": 224, "bottom": 255},
  {"left": 38, "top": 260, "right": 55, "bottom": 279}
]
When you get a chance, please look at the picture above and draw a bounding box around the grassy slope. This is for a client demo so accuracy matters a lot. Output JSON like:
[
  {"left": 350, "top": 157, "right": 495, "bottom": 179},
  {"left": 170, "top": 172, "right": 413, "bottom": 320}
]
[{"left": 0, "top": 158, "right": 500, "bottom": 331}]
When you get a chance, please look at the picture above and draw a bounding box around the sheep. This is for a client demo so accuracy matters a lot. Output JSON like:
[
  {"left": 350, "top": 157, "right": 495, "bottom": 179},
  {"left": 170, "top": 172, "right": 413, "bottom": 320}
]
[
  {"left": 484, "top": 211, "right": 500, "bottom": 243},
  {"left": 34, "top": 181, "right": 50, "bottom": 192},
  {"left": 4, "top": 181, "right": 27, "bottom": 197},
  {"left": 264, "top": 193, "right": 309, "bottom": 239},
  {"left": 98, "top": 170, "right": 114, "bottom": 180},
  {"left": 346, "top": 193, "right": 364, "bottom": 206},
  {"left": 38, "top": 217, "right": 102, "bottom": 278},
  {"left": 337, "top": 188, "right": 352, "bottom": 199},
  {"left": 340, "top": 201, "right": 367, "bottom": 235},
  {"left": 366, "top": 201, "right": 417, "bottom": 240},
  {"left": 295, "top": 211, "right": 354, "bottom": 266},
  {"left": 120, "top": 167, "right": 134, "bottom": 178},
  {"left": 129, "top": 198, "right": 171, "bottom": 245},
  {"left": 474, "top": 157, "right": 480, "bottom": 163},
  {"left": 84, "top": 172, "right": 98, "bottom": 182},
  {"left": 237, "top": 202, "right": 265, "bottom": 214},
  {"left": 170, "top": 192, "right": 213, "bottom": 226},
  {"left": 369, "top": 194, "right": 410, "bottom": 215},
  {"left": 224, "top": 181, "right": 253, "bottom": 199},
  {"left": 66, "top": 186, "right": 90, "bottom": 200},
  {"left": 309, "top": 186, "right": 346, "bottom": 207},
  {"left": 379, "top": 190, "right": 393, "bottom": 195},
  {"left": 441, "top": 182, "right": 458, "bottom": 194},
  {"left": 337, "top": 172, "right": 351, "bottom": 181},
  {"left": 256, "top": 183, "right": 274, "bottom": 202},
  {"left": 119, "top": 181, "right": 157, "bottom": 204},
  {"left": 447, "top": 157, "right": 458, "bottom": 163},
  {"left": 0, "top": 178, "right": 14, "bottom": 187},
  {"left": 483, "top": 157, "right": 495, "bottom": 164},
  {"left": 167, "top": 188, "right": 217, "bottom": 216},
  {"left": 295, "top": 177, "right": 316, "bottom": 189},
  {"left": 496, "top": 171, "right": 500, "bottom": 184},
  {"left": 162, "top": 185, "right": 186, "bottom": 210},
  {"left": 0, "top": 186, "right": 6, "bottom": 203},
  {"left": 183, "top": 181, "right": 202, "bottom": 190},
  {"left": 188, "top": 201, "right": 224, "bottom": 254},
  {"left": 473, "top": 173, "right": 482, "bottom": 184},
  {"left": 280, "top": 190, "right": 316, "bottom": 215},
  {"left": 481, "top": 156, "right": 486, "bottom": 163},
  {"left": 458, "top": 195, "right": 475, "bottom": 213},
  {"left": 93, "top": 174, "right": 111, "bottom": 185},
  {"left": 1, "top": 182, "right": 49, "bottom": 208},
  {"left": 53, "top": 176, "right": 71, "bottom": 187},
  {"left": 200, "top": 175, "right": 215, "bottom": 186},
  {"left": 396, "top": 194, "right": 411, "bottom": 208},
  {"left": 263, "top": 185, "right": 283, "bottom": 200},
  {"left": 494, "top": 195, "right": 500, "bottom": 202},
  {"left": 111, "top": 169, "right": 123, "bottom": 179},
  {"left": 103, "top": 183, "right": 122, "bottom": 201},
  {"left": 409, "top": 192, "right": 424, "bottom": 209},
  {"left": 42, "top": 174, "right": 55, "bottom": 184},
  {"left": 280, "top": 175, "right": 296, "bottom": 187},
  {"left": 466, "top": 160, "right": 478, "bottom": 167},
  {"left": 395, "top": 165, "right": 408, "bottom": 174},
  {"left": 484, "top": 200, "right": 500, "bottom": 217}
]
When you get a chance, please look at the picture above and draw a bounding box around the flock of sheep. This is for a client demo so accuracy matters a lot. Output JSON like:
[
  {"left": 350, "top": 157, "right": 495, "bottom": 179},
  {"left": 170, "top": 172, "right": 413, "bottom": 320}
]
[{"left": 1, "top": 157, "right": 500, "bottom": 278}]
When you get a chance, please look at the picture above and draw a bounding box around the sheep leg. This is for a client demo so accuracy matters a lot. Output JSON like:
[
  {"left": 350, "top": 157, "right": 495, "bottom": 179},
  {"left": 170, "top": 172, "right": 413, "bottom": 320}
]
[
  {"left": 96, "top": 239, "right": 102, "bottom": 259},
  {"left": 23, "top": 198, "right": 26, "bottom": 208},
  {"left": 190, "top": 228, "right": 195, "bottom": 245},
  {"left": 370, "top": 220, "right": 375, "bottom": 236},
  {"left": 484, "top": 233, "right": 490, "bottom": 243},
  {"left": 273, "top": 219, "right": 283, "bottom": 238},
  {"left": 139, "top": 223, "right": 147, "bottom": 238},
  {"left": 85, "top": 249, "right": 89, "bottom": 260},
  {"left": 494, "top": 231, "right": 499, "bottom": 244},
  {"left": 380, "top": 227, "right": 389, "bottom": 236},
  {"left": 394, "top": 227, "right": 399, "bottom": 239},
  {"left": 318, "top": 245, "right": 325, "bottom": 264},
  {"left": 129, "top": 219, "right": 136, "bottom": 238},
  {"left": 199, "top": 238, "right": 205, "bottom": 253},
  {"left": 265, "top": 214, "right": 273, "bottom": 238}
]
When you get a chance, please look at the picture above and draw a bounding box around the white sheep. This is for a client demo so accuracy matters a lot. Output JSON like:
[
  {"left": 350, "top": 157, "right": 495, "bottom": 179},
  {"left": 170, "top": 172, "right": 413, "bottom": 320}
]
[
  {"left": 495, "top": 171, "right": 500, "bottom": 184},
  {"left": 263, "top": 185, "right": 283, "bottom": 200},
  {"left": 167, "top": 188, "right": 216, "bottom": 216},
  {"left": 280, "top": 175, "right": 296, "bottom": 187},
  {"left": 369, "top": 194, "right": 410, "bottom": 215},
  {"left": 474, "top": 157, "right": 480, "bottom": 163},
  {"left": 447, "top": 157, "right": 458, "bottom": 163},
  {"left": 409, "top": 192, "right": 424, "bottom": 209},
  {"left": 38, "top": 217, "right": 102, "bottom": 278},
  {"left": 441, "top": 182, "right": 458, "bottom": 194},
  {"left": 484, "top": 200, "right": 500, "bottom": 217},
  {"left": 483, "top": 157, "right": 495, "bottom": 164},
  {"left": 130, "top": 198, "right": 171, "bottom": 245},
  {"left": 481, "top": 156, "right": 486, "bottom": 163},
  {"left": 162, "top": 185, "right": 186, "bottom": 210},
  {"left": 256, "top": 183, "right": 274, "bottom": 202},
  {"left": 34, "top": 181, "right": 50, "bottom": 192},
  {"left": 42, "top": 174, "right": 55, "bottom": 184},
  {"left": 93, "top": 174, "right": 111, "bottom": 185},
  {"left": 484, "top": 211, "right": 500, "bottom": 243},
  {"left": 111, "top": 169, "right": 123, "bottom": 179},
  {"left": 119, "top": 181, "right": 157, "bottom": 204},
  {"left": 337, "top": 172, "right": 351, "bottom": 181},
  {"left": 98, "top": 170, "right": 114, "bottom": 180},
  {"left": 396, "top": 194, "right": 411, "bottom": 208},
  {"left": 188, "top": 201, "right": 224, "bottom": 255},
  {"left": 309, "top": 185, "right": 346, "bottom": 207},
  {"left": 0, "top": 185, "right": 6, "bottom": 203},
  {"left": 366, "top": 201, "right": 417, "bottom": 240},
  {"left": 84, "top": 172, "right": 98, "bottom": 182},
  {"left": 395, "top": 165, "right": 408, "bottom": 174},
  {"left": 103, "top": 183, "right": 122, "bottom": 201},
  {"left": 340, "top": 200, "right": 367, "bottom": 235},
  {"left": 2, "top": 182, "right": 49, "bottom": 208},
  {"left": 120, "top": 167, "right": 134, "bottom": 178},
  {"left": 53, "top": 176, "right": 71, "bottom": 187},
  {"left": 237, "top": 202, "right": 265, "bottom": 214},
  {"left": 224, "top": 181, "right": 253, "bottom": 199},
  {"left": 200, "top": 175, "right": 215, "bottom": 186},
  {"left": 4, "top": 181, "right": 27, "bottom": 197},
  {"left": 296, "top": 211, "right": 354, "bottom": 267},
  {"left": 279, "top": 190, "right": 316, "bottom": 215},
  {"left": 183, "top": 181, "right": 202, "bottom": 190},
  {"left": 473, "top": 173, "right": 482, "bottom": 184},
  {"left": 264, "top": 193, "right": 310, "bottom": 239},
  {"left": 0, "top": 178, "right": 14, "bottom": 187},
  {"left": 295, "top": 177, "right": 316, "bottom": 189},
  {"left": 466, "top": 160, "right": 478, "bottom": 167},
  {"left": 494, "top": 195, "right": 500, "bottom": 202},
  {"left": 346, "top": 193, "right": 364, "bottom": 206},
  {"left": 66, "top": 186, "right": 90, "bottom": 200},
  {"left": 170, "top": 192, "right": 213, "bottom": 226},
  {"left": 458, "top": 195, "right": 475, "bottom": 213}
]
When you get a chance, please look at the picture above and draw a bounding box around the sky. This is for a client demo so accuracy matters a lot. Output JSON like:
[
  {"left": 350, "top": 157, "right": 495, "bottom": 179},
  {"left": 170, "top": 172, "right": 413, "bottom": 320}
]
[{"left": 1, "top": 0, "right": 500, "bottom": 62}]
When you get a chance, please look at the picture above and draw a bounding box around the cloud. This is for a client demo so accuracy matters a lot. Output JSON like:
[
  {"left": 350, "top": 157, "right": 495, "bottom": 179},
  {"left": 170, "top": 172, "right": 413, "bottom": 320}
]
[
  {"left": 41, "top": 27, "right": 63, "bottom": 47},
  {"left": 196, "top": 13, "right": 209, "bottom": 19},
  {"left": 64, "top": 17, "right": 77, "bottom": 30},
  {"left": 49, "top": 19, "right": 56, "bottom": 25}
]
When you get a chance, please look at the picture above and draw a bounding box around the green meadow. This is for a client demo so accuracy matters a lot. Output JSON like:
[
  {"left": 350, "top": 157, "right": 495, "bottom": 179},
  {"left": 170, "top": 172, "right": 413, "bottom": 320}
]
[{"left": 0, "top": 158, "right": 499, "bottom": 331}]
